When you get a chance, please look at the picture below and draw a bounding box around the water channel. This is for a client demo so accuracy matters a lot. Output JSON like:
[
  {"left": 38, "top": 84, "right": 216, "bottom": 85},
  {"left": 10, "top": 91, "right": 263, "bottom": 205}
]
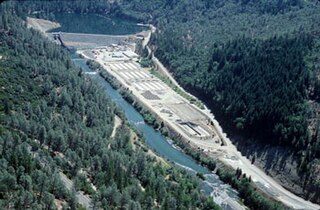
[{"left": 71, "top": 57, "right": 243, "bottom": 210}]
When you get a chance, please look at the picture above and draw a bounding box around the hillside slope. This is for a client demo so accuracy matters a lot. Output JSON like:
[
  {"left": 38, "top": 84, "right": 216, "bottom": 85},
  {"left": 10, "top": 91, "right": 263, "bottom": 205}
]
[
  {"left": 119, "top": 0, "right": 320, "bottom": 202},
  {"left": 0, "top": 4, "right": 220, "bottom": 210},
  {"left": 14, "top": 0, "right": 320, "bottom": 204}
]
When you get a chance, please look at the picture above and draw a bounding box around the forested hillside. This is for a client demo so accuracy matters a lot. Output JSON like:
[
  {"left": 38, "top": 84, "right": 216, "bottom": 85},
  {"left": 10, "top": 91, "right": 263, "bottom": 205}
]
[
  {"left": 0, "top": 4, "right": 220, "bottom": 209},
  {"left": 150, "top": 3, "right": 320, "bottom": 142},
  {"left": 119, "top": 0, "right": 320, "bottom": 202},
  {"left": 162, "top": 35, "right": 314, "bottom": 148},
  {"left": 15, "top": 0, "right": 113, "bottom": 15},
  {"left": 6, "top": 0, "right": 320, "bottom": 204}
]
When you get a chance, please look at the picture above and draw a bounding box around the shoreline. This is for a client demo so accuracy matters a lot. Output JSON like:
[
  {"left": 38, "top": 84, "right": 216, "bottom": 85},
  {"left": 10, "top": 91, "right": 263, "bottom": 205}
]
[
  {"left": 31, "top": 16, "right": 318, "bottom": 207},
  {"left": 78, "top": 36, "right": 320, "bottom": 210},
  {"left": 144, "top": 27, "right": 320, "bottom": 210},
  {"left": 84, "top": 59, "right": 247, "bottom": 210}
]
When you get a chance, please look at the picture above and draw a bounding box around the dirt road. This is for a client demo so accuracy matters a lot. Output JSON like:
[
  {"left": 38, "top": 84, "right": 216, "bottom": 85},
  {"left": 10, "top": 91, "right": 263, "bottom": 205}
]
[
  {"left": 27, "top": 17, "right": 61, "bottom": 34},
  {"left": 111, "top": 115, "right": 122, "bottom": 138}
]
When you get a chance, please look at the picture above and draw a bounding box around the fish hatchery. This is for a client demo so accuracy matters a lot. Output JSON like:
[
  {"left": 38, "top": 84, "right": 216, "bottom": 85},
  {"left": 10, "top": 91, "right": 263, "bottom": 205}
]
[{"left": 82, "top": 44, "right": 221, "bottom": 143}]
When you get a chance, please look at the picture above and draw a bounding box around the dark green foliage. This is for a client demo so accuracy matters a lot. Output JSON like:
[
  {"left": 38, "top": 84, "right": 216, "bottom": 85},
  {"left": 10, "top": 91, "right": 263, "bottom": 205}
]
[
  {"left": 5, "top": 0, "right": 320, "bottom": 206},
  {"left": 196, "top": 172, "right": 205, "bottom": 180},
  {"left": 139, "top": 57, "right": 152, "bottom": 68},
  {"left": 0, "top": 133, "right": 70, "bottom": 209},
  {"left": 217, "top": 168, "right": 284, "bottom": 210},
  {"left": 140, "top": 0, "right": 320, "bottom": 180},
  {"left": 16, "top": 0, "right": 115, "bottom": 16},
  {"left": 0, "top": 4, "right": 221, "bottom": 210},
  {"left": 74, "top": 173, "right": 95, "bottom": 195},
  {"left": 153, "top": 16, "right": 320, "bottom": 179},
  {"left": 239, "top": 0, "right": 304, "bottom": 14},
  {"left": 196, "top": 35, "right": 312, "bottom": 149}
]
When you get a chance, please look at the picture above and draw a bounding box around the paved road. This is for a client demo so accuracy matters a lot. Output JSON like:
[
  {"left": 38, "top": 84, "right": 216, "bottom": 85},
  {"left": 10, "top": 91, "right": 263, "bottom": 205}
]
[
  {"left": 59, "top": 172, "right": 92, "bottom": 210},
  {"left": 144, "top": 26, "right": 320, "bottom": 210},
  {"left": 32, "top": 150, "right": 92, "bottom": 209},
  {"left": 206, "top": 116, "right": 320, "bottom": 210}
]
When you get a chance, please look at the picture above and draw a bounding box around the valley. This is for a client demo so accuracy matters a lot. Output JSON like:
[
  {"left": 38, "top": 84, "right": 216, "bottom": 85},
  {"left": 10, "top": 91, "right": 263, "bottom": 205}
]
[
  {"left": 28, "top": 13, "right": 320, "bottom": 209},
  {"left": 2, "top": 1, "right": 320, "bottom": 209},
  {"left": 76, "top": 28, "right": 320, "bottom": 209}
]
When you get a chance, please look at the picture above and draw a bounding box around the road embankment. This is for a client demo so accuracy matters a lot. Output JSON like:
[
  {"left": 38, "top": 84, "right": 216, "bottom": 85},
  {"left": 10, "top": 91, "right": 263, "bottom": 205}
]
[
  {"left": 27, "top": 17, "right": 61, "bottom": 34},
  {"left": 144, "top": 26, "right": 320, "bottom": 210}
]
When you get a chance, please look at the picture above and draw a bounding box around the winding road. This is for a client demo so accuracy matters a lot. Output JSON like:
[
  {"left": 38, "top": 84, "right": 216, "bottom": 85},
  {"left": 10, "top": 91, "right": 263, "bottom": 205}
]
[
  {"left": 29, "top": 17, "right": 320, "bottom": 209},
  {"left": 145, "top": 25, "right": 320, "bottom": 210}
]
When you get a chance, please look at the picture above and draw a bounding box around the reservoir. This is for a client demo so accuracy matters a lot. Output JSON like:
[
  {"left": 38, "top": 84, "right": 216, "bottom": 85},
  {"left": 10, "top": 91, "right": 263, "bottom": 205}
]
[
  {"left": 72, "top": 57, "right": 243, "bottom": 210},
  {"left": 49, "top": 13, "right": 144, "bottom": 35}
]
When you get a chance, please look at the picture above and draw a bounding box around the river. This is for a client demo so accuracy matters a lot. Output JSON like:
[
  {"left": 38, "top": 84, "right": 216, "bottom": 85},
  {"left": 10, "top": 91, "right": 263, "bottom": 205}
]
[{"left": 71, "top": 57, "right": 244, "bottom": 210}]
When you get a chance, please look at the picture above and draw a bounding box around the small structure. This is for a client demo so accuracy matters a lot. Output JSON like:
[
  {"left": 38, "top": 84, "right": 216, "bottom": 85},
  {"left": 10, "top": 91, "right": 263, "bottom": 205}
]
[
  {"left": 136, "top": 34, "right": 145, "bottom": 40},
  {"left": 177, "top": 121, "right": 212, "bottom": 140},
  {"left": 112, "top": 51, "right": 125, "bottom": 58},
  {"left": 123, "top": 51, "right": 139, "bottom": 59}
]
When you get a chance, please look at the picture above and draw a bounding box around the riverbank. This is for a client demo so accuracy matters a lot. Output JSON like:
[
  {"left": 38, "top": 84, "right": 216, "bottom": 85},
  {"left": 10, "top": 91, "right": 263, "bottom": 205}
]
[
  {"left": 71, "top": 56, "right": 246, "bottom": 209},
  {"left": 150, "top": 47, "right": 318, "bottom": 205},
  {"left": 32, "top": 16, "right": 319, "bottom": 209},
  {"left": 144, "top": 27, "right": 320, "bottom": 210},
  {"left": 84, "top": 56, "right": 290, "bottom": 210},
  {"left": 78, "top": 30, "right": 320, "bottom": 209},
  {"left": 80, "top": 41, "right": 283, "bottom": 209}
]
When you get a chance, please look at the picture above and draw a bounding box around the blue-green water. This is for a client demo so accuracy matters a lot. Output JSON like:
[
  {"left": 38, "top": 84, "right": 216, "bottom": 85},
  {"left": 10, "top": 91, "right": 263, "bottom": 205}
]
[
  {"left": 72, "top": 58, "right": 241, "bottom": 209},
  {"left": 50, "top": 13, "right": 143, "bottom": 35}
]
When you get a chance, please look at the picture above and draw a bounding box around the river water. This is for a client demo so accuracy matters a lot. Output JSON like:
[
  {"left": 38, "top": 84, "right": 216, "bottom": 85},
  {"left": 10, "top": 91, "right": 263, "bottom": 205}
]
[{"left": 71, "top": 57, "right": 243, "bottom": 210}]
